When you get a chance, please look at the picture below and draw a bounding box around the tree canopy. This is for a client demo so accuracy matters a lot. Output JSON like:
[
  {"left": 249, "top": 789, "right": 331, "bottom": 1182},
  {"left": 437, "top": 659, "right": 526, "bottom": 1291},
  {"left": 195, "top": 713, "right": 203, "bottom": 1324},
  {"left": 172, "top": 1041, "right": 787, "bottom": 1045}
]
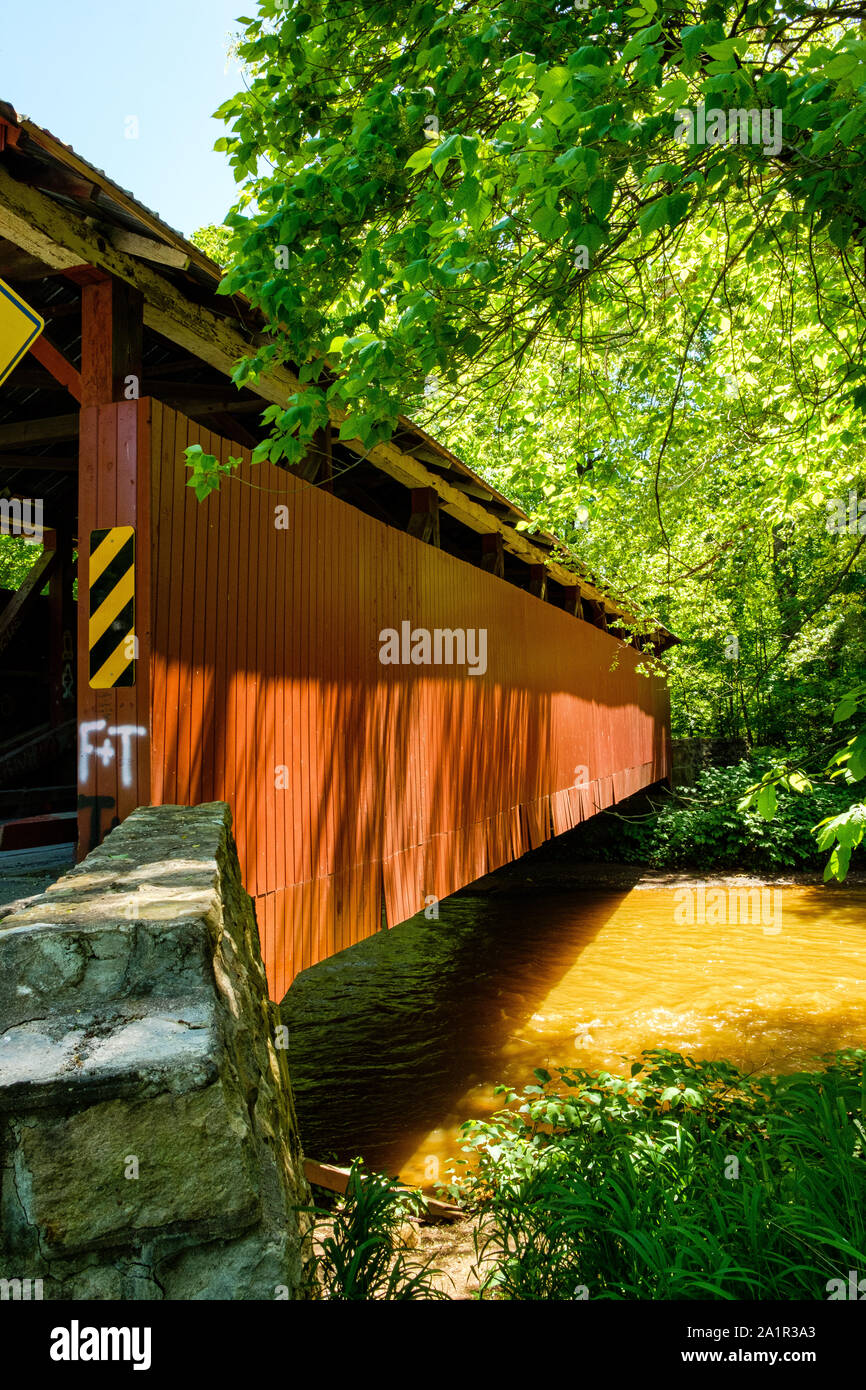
[{"left": 200, "top": 0, "right": 866, "bottom": 874}]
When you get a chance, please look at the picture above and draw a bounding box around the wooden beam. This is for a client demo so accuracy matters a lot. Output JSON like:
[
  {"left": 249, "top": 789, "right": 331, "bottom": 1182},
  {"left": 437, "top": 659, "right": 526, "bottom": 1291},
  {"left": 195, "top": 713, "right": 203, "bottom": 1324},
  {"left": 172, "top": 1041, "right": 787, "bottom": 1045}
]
[
  {"left": 62, "top": 265, "right": 108, "bottom": 287},
  {"left": 0, "top": 415, "right": 78, "bottom": 447},
  {"left": 293, "top": 423, "right": 334, "bottom": 490},
  {"left": 0, "top": 175, "right": 82, "bottom": 272},
  {"left": 481, "top": 531, "right": 505, "bottom": 578},
  {"left": 0, "top": 118, "right": 22, "bottom": 151},
  {"left": 143, "top": 379, "right": 253, "bottom": 399},
  {"left": 528, "top": 565, "right": 548, "bottom": 601},
  {"left": 0, "top": 242, "right": 61, "bottom": 282},
  {"left": 42, "top": 301, "right": 81, "bottom": 320},
  {"left": 407, "top": 486, "right": 440, "bottom": 547},
  {"left": 81, "top": 276, "right": 143, "bottom": 406},
  {"left": 303, "top": 1158, "right": 462, "bottom": 1222},
  {"left": 32, "top": 168, "right": 97, "bottom": 201},
  {"left": 559, "top": 584, "right": 583, "bottom": 618},
  {"left": 18, "top": 114, "right": 220, "bottom": 280},
  {"left": 29, "top": 336, "right": 82, "bottom": 402},
  {"left": 0, "top": 453, "right": 76, "bottom": 471},
  {"left": 166, "top": 396, "right": 265, "bottom": 416},
  {"left": 103, "top": 227, "right": 191, "bottom": 270},
  {"left": 582, "top": 598, "right": 607, "bottom": 631}
]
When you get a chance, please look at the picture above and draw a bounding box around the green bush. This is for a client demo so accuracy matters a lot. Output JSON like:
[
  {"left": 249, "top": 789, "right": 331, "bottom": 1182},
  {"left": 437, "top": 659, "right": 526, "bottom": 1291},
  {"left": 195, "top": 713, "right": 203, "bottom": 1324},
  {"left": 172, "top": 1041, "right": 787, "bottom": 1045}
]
[
  {"left": 449, "top": 1050, "right": 866, "bottom": 1301},
  {"left": 582, "top": 760, "right": 854, "bottom": 870}
]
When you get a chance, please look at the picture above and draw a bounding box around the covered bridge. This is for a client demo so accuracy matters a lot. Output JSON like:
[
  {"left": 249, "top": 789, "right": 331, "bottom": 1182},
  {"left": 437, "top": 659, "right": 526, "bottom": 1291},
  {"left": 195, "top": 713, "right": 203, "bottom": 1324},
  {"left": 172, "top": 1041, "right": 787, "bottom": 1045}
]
[{"left": 0, "top": 102, "right": 675, "bottom": 996}]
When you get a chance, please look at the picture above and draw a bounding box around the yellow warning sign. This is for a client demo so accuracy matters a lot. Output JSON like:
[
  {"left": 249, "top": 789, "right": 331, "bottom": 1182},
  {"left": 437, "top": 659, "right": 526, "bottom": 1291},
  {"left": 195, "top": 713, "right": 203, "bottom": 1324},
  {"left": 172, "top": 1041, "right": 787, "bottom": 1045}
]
[
  {"left": 89, "top": 527, "right": 136, "bottom": 688},
  {"left": 0, "top": 276, "right": 44, "bottom": 389}
]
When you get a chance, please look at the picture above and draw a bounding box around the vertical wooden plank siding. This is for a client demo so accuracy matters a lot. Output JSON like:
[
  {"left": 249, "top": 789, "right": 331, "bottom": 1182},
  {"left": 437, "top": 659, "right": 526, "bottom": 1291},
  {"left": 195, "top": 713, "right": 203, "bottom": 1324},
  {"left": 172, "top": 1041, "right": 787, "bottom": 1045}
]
[
  {"left": 147, "top": 402, "right": 671, "bottom": 999},
  {"left": 76, "top": 399, "right": 152, "bottom": 856}
]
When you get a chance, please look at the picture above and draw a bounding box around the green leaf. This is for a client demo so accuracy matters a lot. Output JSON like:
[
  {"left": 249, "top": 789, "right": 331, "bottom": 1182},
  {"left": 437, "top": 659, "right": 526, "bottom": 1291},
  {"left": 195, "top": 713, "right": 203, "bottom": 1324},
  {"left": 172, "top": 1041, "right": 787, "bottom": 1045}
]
[
  {"left": 545, "top": 100, "right": 575, "bottom": 128},
  {"left": 638, "top": 196, "right": 673, "bottom": 234},
  {"left": 705, "top": 38, "right": 746, "bottom": 62},
  {"left": 756, "top": 784, "right": 777, "bottom": 820},
  {"left": 430, "top": 132, "right": 461, "bottom": 175},
  {"left": 680, "top": 24, "right": 711, "bottom": 60},
  {"left": 623, "top": 24, "right": 662, "bottom": 61},
  {"left": 531, "top": 203, "right": 569, "bottom": 240},
  {"left": 404, "top": 144, "right": 435, "bottom": 172},
  {"left": 643, "top": 162, "right": 682, "bottom": 185}
]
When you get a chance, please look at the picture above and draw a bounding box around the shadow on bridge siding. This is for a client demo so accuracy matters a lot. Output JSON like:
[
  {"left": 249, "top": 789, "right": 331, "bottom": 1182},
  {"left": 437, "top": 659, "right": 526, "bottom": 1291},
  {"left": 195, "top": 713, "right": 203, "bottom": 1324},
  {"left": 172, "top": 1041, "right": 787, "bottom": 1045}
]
[
  {"left": 281, "top": 879, "right": 636, "bottom": 1179},
  {"left": 148, "top": 422, "right": 665, "bottom": 990}
]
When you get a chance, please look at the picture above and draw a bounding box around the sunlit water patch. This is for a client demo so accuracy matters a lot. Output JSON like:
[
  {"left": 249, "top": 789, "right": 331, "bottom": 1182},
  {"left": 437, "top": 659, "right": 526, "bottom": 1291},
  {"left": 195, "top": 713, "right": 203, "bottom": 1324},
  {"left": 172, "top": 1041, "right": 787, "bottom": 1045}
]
[{"left": 282, "top": 884, "right": 866, "bottom": 1190}]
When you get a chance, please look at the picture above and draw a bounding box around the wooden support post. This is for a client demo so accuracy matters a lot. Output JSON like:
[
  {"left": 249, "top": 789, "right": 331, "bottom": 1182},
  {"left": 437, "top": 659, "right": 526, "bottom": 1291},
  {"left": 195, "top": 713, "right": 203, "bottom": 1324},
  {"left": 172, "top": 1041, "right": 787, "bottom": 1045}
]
[
  {"left": 77, "top": 274, "right": 150, "bottom": 858},
  {"left": 583, "top": 598, "right": 607, "bottom": 631},
  {"left": 407, "top": 487, "right": 440, "bottom": 547},
  {"left": 528, "top": 565, "right": 548, "bottom": 601},
  {"left": 296, "top": 424, "right": 333, "bottom": 491},
  {"left": 77, "top": 400, "right": 152, "bottom": 857},
  {"left": 481, "top": 531, "right": 505, "bottom": 578},
  {"left": 0, "top": 118, "right": 22, "bottom": 152},
  {"left": 81, "top": 275, "right": 143, "bottom": 405},
  {"left": 560, "top": 585, "right": 583, "bottom": 618},
  {"left": 317, "top": 422, "right": 333, "bottom": 494}
]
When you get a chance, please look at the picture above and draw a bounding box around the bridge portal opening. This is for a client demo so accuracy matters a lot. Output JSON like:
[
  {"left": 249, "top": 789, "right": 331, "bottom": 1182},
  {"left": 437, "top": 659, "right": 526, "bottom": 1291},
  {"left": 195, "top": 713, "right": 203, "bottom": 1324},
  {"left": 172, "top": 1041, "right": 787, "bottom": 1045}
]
[{"left": 0, "top": 495, "right": 78, "bottom": 858}]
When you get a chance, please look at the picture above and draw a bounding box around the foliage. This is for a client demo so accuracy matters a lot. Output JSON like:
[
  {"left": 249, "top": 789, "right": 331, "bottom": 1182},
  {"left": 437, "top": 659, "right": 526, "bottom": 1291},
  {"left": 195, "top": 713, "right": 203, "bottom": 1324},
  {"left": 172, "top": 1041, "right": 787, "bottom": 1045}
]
[
  {"left": 189, "top": 223, "right": 234, "bottom": 267},
  {"left": 214, "top": 0, "right": 866, "bottom": 468},
  {"left": 740, "top": 685, "right": 866, "bottom": 879},
  {"left": 448, "top": 1050, "right": 866, "bottom": 1300},
  {"left": 183, "top": 442, "right": 244, "bottom": 500},
  {"left": 0, "top": 534, "right": 43, "bottom": 592},
  {"left": 582, "top": 759, "right": 853, "bottom": 869},
  {"left": 301, "top": 1159, "right": 446, "bottom": 1300}
]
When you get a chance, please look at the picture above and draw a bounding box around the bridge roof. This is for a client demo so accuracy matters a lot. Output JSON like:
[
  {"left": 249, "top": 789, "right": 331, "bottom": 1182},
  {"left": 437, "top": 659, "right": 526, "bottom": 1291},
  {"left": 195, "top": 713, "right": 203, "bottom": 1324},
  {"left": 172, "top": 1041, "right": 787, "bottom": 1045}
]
[{"left": 0, "top": 100, "right": 678, "bottom": 651}]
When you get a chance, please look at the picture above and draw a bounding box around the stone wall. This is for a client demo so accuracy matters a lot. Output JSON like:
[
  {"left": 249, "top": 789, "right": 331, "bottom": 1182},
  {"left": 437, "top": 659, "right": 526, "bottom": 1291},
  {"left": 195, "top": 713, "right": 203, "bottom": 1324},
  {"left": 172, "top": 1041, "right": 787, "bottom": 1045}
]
[
  {"left": 0, "top": 803, "right": 311, "bottom": 1300},
  {"left": 671, "top": 737, "right": 750, "bottom": 788}
]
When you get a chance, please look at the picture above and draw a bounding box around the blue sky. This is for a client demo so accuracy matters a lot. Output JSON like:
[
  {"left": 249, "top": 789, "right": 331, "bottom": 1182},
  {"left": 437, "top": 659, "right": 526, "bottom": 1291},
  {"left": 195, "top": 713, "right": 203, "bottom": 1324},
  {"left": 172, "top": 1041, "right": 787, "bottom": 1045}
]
[{"left": 0, "top": 0, "right": 248, "bottom": 236}]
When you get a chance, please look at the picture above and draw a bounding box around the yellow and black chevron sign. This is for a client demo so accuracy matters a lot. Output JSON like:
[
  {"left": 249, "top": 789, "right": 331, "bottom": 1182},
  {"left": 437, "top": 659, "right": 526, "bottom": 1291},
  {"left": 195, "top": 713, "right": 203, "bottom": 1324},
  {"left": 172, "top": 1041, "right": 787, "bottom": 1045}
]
[{"left": 89, "top": 526, "right": 136, "bottom": 688}]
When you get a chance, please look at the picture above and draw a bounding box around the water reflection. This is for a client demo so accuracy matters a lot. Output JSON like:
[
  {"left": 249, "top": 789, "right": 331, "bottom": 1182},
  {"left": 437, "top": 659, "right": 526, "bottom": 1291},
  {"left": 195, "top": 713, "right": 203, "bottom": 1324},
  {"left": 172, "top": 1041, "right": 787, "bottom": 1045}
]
[{"left": 281, "top": 884, "right": 866, "bottom": 1189}]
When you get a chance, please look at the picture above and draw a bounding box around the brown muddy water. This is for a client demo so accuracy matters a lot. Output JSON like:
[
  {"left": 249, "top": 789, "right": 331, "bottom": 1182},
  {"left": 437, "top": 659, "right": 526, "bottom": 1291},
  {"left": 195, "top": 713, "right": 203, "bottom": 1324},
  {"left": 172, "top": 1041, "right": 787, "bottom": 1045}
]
[{"left": 281, "top": 879, "right": 866, "bottom": 1191}]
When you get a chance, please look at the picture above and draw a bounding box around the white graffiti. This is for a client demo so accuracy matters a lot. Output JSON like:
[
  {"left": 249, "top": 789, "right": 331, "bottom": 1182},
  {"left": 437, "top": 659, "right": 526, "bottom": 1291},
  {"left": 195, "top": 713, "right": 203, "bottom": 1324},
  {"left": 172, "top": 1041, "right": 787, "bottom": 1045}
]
[{"left": 79, "top": 721, "right": 146, "bottom": 789}]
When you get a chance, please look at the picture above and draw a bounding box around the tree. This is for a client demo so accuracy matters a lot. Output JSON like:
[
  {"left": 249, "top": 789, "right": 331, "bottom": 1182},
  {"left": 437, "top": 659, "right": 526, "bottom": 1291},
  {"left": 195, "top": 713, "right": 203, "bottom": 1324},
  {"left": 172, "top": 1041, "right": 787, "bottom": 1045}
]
[{"left": 203, "top": 0, "right": 866, "bottom": 874}]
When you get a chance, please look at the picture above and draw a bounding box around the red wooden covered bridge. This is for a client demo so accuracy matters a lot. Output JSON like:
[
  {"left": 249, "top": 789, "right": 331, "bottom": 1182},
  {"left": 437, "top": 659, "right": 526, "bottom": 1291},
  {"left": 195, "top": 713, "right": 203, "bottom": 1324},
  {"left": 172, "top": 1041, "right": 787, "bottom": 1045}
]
[{"left": 0, "top": 103, "right": 675, "bottom": 997}]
